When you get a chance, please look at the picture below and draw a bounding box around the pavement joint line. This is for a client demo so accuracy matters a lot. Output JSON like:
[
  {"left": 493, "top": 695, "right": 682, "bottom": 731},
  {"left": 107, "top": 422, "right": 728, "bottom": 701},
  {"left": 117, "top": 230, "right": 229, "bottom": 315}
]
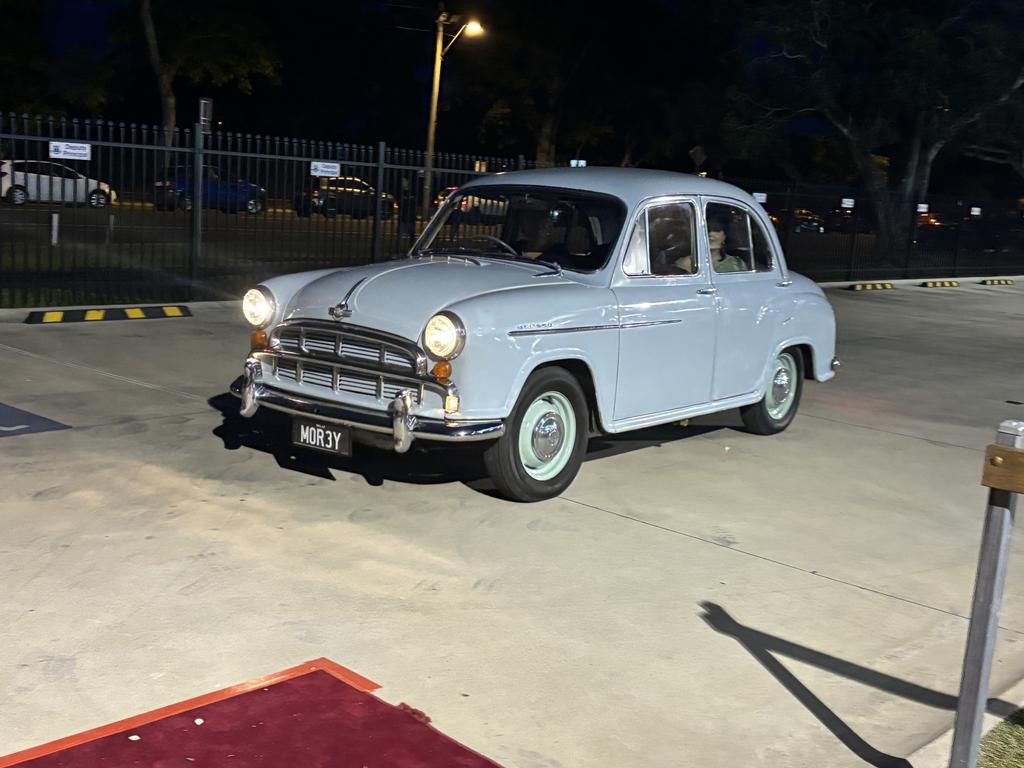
[
  {"left": 0, "top": 342, "right": 205, "bottom": 402},
  {"left": 801, "top": 413, "right": 984, "bottom": 453},
  {"left": 561, "top": 496, "right": 1024, "bottom": 636}
]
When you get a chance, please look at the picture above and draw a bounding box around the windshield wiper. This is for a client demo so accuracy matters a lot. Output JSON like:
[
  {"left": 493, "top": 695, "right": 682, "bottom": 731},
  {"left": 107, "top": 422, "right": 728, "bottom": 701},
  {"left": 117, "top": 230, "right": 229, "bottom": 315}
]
[
  {"left": 413, "top": 246, "right": 486, "bottom": 265},
  {"left": 480, "top": 253, "right": 563, "bottom": 275}
]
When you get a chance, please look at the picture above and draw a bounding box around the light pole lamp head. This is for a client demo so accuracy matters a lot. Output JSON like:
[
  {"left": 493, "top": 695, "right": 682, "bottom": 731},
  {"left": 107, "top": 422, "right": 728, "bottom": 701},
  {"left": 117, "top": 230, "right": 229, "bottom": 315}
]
[{"left": 464, "top": 20, "right": 484, "bottom": 36}]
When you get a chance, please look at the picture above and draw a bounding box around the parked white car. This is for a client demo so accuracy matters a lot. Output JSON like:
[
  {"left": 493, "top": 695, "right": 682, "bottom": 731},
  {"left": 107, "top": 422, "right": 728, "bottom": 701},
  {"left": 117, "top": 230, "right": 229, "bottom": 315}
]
[
  {"left": 1, "top": 160, "right": 117, "bottom": 207},
  {"left": 235, "top": 168, "right": 839, "bottom": 501}
]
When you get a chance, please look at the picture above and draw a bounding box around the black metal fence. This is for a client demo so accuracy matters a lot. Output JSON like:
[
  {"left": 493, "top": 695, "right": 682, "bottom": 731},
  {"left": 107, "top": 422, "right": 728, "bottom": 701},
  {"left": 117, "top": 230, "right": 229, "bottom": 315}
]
[
  {"left": 1, "top": 112, "right": 1022, "bottom": 308},
  {"left": 0, "top": 113, "right": 530, "bottom": 308},
  {"left": 725, "top": 177, "right": 1024, "bottom": 282}
]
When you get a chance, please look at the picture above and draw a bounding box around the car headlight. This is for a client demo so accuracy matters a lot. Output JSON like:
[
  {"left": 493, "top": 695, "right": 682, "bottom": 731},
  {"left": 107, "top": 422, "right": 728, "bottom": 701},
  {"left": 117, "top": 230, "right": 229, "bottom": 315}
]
[
  {"left": 423, "top": 312, "right": 465, "bottom": 360},
  {"left": 242, "top": 286, "right": 275, "bottom": 328}
]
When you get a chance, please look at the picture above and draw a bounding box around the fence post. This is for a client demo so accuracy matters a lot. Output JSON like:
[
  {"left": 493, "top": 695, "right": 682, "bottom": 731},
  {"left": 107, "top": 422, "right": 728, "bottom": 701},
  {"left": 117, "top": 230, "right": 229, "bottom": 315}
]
[
  {"left": 518, "top": 154, "right": 526, "bottom": 171},
  {"left": 190, "top": 123, "right": 204, "bottom": 300},
  {"left": 372, "top": 140, "right": 386, "bottom": 263},
  {"left": 845, "top": 203, "right": 861, "bottom": 282},
  {"left": 952, "top": 213, "right": 964, "bottom": 278},
  {"left": 948, "top": 420, "right": 1024, "bottom": 768}
]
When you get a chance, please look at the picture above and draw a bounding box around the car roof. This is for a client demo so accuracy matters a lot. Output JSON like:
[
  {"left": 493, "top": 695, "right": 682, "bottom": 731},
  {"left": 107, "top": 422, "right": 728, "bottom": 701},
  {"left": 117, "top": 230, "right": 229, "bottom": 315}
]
[{"left": 460, "top": 167, "right": 758, "bottom": 209}]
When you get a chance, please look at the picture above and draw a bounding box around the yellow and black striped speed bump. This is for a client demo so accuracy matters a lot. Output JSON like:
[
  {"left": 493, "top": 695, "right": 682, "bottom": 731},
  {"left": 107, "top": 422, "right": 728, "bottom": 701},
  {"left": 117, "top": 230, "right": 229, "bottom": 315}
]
[
  {"left": 848, "top": 282, "right": 895, "bottom": 291},
  {"left": 921, "top": 280, "right": 960, "bottom": 288},
  {"left": 24, "top": 305, "right": 191, "bottom": 324},
  {"left": 980, "top": 279, "right": 1015, "bottom": 286}
]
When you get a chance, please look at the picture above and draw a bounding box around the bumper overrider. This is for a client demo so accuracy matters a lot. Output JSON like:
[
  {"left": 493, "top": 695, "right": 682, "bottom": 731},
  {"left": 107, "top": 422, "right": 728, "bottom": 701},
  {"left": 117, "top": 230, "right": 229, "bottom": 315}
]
[{"left": 231, "top": 359, "right": 505, "bottom": 453}]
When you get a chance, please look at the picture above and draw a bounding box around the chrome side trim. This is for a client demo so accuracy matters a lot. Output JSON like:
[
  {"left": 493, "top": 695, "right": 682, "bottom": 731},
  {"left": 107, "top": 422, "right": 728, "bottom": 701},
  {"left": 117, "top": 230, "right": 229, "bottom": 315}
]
[{"left": 508, "top": 319, "right": 682, "bottom": 337}]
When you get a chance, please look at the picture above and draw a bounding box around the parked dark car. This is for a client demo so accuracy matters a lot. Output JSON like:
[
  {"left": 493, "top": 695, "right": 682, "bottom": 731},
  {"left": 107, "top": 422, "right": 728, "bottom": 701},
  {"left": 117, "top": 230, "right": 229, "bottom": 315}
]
[
  {"left": 154, "top": 166, "right": 266, "bottom": 214},
  {"left": 294, "top": 176, "right": 397, "bottom": 219}
]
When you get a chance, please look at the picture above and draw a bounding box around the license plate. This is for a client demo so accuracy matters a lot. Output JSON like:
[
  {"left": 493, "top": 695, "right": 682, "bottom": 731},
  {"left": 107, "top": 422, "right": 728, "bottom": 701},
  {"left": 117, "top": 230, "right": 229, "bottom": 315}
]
[{"left": 292, "top": 418, "right": 352, "bottom": 456}]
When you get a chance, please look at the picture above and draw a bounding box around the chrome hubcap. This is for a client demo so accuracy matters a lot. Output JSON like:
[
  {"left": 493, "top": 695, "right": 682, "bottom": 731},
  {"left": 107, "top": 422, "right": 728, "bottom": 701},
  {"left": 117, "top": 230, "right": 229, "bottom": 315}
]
[
  {"left": 518, "top": 391, "right": 576, "bottom": 481},
  {"left": 766, "top": 352, "right": 798, "bottom": 421},
  {"left": 531, "top": 411, "right": 564, "bottom": 461}
]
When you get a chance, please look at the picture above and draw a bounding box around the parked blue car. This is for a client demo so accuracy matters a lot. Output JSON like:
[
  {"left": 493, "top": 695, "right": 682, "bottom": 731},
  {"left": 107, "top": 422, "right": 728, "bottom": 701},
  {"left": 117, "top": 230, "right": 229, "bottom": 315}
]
[{"left": 155, "top": 166, "right": 266, "bottom": 214}]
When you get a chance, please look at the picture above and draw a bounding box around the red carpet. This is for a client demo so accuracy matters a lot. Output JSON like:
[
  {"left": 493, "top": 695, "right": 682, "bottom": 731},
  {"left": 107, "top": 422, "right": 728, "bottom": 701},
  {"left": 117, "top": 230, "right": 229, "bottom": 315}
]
[{"left": 1, "top": 659, "right": 500, "bottom": 768}]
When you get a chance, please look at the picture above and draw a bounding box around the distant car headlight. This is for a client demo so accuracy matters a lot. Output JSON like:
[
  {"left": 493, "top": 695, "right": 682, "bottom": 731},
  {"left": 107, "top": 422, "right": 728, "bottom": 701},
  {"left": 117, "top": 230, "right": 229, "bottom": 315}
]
[
  {"left": 423, "top": 312, "right": 465, "bottom": 360},
  {"left": 242, "top": 286, "right": 275, "bottom": 328}
]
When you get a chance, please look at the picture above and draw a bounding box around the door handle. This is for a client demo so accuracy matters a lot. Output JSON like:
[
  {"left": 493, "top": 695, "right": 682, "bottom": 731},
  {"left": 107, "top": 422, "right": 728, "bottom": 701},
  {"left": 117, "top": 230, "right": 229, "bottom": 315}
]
[
  {"left": 697, "top": 287, "right": 717, "bottom": 295},
  {"left": 777, "top": 280, "right": 793, "bottom": 287}
]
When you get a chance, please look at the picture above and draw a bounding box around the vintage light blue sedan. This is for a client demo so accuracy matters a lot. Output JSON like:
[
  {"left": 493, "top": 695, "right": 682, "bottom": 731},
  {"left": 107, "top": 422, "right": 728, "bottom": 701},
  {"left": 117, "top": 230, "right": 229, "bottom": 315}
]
[{"left": 234, "top": 168, "right": 838, "bottom": 501}]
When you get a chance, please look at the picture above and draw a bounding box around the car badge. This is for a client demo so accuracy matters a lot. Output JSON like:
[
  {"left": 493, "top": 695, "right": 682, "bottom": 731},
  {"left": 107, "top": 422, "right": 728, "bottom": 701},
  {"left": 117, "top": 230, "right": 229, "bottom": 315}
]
[{"left": 329, "top": 277, "right": 367, "bottom": 320}]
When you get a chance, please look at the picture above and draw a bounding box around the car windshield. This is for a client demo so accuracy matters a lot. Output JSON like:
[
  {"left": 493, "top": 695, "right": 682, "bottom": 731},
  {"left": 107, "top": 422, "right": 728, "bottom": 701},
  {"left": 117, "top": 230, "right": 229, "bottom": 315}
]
[{"left": 414, "top": 185, "right": 627, "bottom": 272}]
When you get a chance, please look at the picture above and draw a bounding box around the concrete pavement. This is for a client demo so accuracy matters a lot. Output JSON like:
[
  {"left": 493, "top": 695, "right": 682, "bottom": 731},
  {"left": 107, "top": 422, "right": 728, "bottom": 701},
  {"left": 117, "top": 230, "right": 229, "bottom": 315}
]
[{"left": 1, "top": 283, "right": 1023, "bottom": 767}]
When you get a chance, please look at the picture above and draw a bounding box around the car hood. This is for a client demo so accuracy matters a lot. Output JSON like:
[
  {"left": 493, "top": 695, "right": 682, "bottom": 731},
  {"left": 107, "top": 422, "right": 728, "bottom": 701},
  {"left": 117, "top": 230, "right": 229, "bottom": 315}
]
[{"left": 284, "top": 257, "right": 573, "bottom": 340}]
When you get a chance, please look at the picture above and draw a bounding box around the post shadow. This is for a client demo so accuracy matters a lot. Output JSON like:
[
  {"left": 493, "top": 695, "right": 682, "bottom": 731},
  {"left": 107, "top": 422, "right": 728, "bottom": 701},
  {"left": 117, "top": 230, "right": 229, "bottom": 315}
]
[{"left": 699, "top": 602, "right": 1018, "bottom": 768}]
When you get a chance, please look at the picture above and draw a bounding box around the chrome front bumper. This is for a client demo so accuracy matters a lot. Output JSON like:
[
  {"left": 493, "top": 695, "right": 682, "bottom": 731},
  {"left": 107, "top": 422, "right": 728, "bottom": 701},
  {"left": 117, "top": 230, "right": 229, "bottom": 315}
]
[{"left": 231, "top": 360, "right": 504, "bottom": 453}]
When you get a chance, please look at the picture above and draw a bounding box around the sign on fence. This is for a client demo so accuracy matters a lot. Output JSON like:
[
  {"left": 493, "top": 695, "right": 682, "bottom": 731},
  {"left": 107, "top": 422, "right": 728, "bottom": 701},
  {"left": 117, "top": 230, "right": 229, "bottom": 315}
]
[
  {"left": 841, "top": 198, "right": 856, "bottom": 209},
  {"left": 48, "top": 142, "right": 91, "bottom": 161},
  {"left": 971, "top": 207, "right": 982, "bottom": 217},
  {"left": 570, "top": 159, "right": 587, "bottom": 168},
  {"left": 310, "top": 161, "right": 340, "bottom": 177},
  {"left": 917, "top": 203, "right": 930, "bottom": 213},
  {"left": 753, "top": 192, "right": 768, "bottom": 203}
]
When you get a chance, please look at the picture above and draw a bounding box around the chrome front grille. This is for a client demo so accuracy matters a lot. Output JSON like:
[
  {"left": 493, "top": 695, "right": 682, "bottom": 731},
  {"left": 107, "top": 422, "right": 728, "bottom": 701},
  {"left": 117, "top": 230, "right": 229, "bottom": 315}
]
[{"left": 267, "top": 321, "right": 438, "bottom": 407}]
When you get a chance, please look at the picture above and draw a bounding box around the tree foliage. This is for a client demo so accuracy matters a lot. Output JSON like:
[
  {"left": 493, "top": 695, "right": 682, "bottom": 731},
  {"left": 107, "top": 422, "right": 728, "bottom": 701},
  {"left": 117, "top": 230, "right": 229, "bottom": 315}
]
[{"left": 731, "top": 0, "right": 1024, "bottom": 255}]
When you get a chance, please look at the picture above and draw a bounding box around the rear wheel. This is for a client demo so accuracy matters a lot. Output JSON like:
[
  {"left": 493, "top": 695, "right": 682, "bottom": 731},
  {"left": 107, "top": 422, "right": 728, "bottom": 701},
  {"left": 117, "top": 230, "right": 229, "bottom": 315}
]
[
  {"left": 245, "top": 196, "right": 263, "bottom": 214},
  {"left": 483, "top": 367, "right": 588, "bottom": 502},
  {"left": 740, "top": 350, "right": 803, "bottom": 435},
  {"left": 6, "top": 185, "right": 27, "bottom": 205},
  {"left": 87, "top": 189, "right": 109, "bottom": 208}
]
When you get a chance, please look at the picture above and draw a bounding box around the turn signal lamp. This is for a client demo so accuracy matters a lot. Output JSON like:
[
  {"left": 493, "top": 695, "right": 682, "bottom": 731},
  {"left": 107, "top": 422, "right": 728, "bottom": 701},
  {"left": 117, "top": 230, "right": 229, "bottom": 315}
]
[
  {"left": 250, "top": 330, "right": 268, "bottom": 349},
  {"left": 431, "top": 361, "right": 452, "bottom": 380}
]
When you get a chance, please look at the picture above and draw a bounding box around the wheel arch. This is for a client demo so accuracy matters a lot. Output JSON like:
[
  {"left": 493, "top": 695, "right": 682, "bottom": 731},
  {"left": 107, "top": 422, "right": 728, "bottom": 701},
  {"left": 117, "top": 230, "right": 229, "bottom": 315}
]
[{"left": 512, "top": 356, "right": 609, "bottom": 434}]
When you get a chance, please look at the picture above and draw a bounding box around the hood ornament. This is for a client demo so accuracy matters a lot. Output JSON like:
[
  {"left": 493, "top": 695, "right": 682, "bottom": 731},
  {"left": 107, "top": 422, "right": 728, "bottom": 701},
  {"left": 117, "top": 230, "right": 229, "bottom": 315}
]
[{"left": 329, "top": 277, "right": 367, "bottom": 320}]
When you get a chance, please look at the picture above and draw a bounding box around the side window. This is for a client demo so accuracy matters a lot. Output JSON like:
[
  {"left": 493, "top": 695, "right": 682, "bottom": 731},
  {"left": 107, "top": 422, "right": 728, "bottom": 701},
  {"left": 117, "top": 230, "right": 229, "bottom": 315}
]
[
  {"left": 648, "top": 202, "right": 696, "bottom": 275},
  {"left": 751, "top": 217, "right": 775, "bottom": 272},
  {"left": 622, "top": 201, "right": 697, "bottom": 276},
  {"left": 707, "top": 202, "right": 753, "bottom": 274}
]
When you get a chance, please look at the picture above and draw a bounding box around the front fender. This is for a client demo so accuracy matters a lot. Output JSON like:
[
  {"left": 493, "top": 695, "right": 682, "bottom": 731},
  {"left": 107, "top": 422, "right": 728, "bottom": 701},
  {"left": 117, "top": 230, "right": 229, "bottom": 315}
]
[{"left": 444, "top": 282, "right": 619, "bottom": 426}]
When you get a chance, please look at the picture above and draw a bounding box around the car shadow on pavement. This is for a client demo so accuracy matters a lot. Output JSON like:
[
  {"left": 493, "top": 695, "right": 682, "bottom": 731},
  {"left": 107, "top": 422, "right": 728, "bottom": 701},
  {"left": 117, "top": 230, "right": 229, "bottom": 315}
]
[
  {"left": 208, "top": 393, "right": 489, "bottom": 488},
  {"left": 207, "top": 392, "right": 731, "bottom": 493},
  {"left": 699, "top": 602, "right": 1018, "bottom": 768}
]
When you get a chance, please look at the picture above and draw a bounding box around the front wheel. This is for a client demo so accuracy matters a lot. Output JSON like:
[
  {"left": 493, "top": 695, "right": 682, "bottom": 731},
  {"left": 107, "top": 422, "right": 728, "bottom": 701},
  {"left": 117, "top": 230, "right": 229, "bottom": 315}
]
[
  {"left": 740, "top": 350, "right": 803, "bottom": 435},
  {"left": 6, "top": 185, "right": 28, "bottom": 205},
  {"left": 483, "top": 367, "right": 589, "bottom": 502},
  {"left": 245, "top": 196, "right": 263, "bottom": 215}
]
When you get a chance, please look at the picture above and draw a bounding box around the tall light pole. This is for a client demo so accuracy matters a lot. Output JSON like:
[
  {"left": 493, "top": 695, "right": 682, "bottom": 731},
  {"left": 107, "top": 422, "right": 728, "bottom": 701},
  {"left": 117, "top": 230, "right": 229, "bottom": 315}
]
[{"left": 422, "top": 11, "right": 484, "bottom": 219}]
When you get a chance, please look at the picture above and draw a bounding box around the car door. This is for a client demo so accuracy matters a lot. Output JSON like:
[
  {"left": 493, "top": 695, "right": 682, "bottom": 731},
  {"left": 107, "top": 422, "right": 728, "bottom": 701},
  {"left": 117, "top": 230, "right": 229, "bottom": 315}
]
[
  {"left": 27, "top": 162, "right": 54, "bottom": 201},
  {"left": 203, "top": 166, "right": 222, "bottom": 208},
  {"left": 611, "top": 197, "right": 717, "bottom": 421},
  {"left": 55, "top": 163, "right": 84, "bottom": 203},
  {"left": 703, "top": 198, "right": 787, "bottom": 401}
]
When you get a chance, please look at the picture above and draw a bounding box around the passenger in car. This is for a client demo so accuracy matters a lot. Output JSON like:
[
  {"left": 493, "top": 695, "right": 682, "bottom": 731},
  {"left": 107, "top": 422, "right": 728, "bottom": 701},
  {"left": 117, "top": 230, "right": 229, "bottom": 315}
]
[{"left": 708, "top": 216, "right": 748, "bottom": 272}]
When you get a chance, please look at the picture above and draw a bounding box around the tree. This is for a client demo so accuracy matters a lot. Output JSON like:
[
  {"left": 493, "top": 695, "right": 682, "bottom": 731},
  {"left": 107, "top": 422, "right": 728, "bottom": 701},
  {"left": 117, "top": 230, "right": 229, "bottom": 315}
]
[
  {"left": 138, "top": 0, "right": 277, "bottom": 142},
  {"left": 732, "top": 0, "right": 1024, "bottom": 261},
  {"left": 961, "top": 101, "right": 1024, "bottom": 181}
]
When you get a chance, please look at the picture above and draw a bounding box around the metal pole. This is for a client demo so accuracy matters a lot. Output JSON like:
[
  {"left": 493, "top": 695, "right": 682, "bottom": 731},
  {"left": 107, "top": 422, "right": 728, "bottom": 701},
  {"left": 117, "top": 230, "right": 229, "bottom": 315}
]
[
  {"left": 422, "top": 11, "right": 445, "bottom": 221},
  {"left": 372, "top": 141, "right": 386, "bottom": 263},
  {"left": 190, "top": 123, "right": 204, "bottom": 300},
  {"left": 948, "top": 420, "right": 1024, "bottom": 768}
]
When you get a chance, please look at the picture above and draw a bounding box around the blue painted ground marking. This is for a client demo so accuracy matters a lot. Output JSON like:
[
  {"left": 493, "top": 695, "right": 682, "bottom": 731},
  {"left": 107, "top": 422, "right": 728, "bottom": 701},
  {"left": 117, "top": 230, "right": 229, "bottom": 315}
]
[{"left": 0, "top": 403, "right": 71, "bottom": 438}]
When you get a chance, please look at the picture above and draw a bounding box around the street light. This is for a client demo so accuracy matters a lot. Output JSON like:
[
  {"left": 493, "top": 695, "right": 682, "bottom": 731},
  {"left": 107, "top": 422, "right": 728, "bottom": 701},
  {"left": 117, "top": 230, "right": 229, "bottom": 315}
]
[{"left": 422, "top": 12, "right": 485, "bottom": 218}]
